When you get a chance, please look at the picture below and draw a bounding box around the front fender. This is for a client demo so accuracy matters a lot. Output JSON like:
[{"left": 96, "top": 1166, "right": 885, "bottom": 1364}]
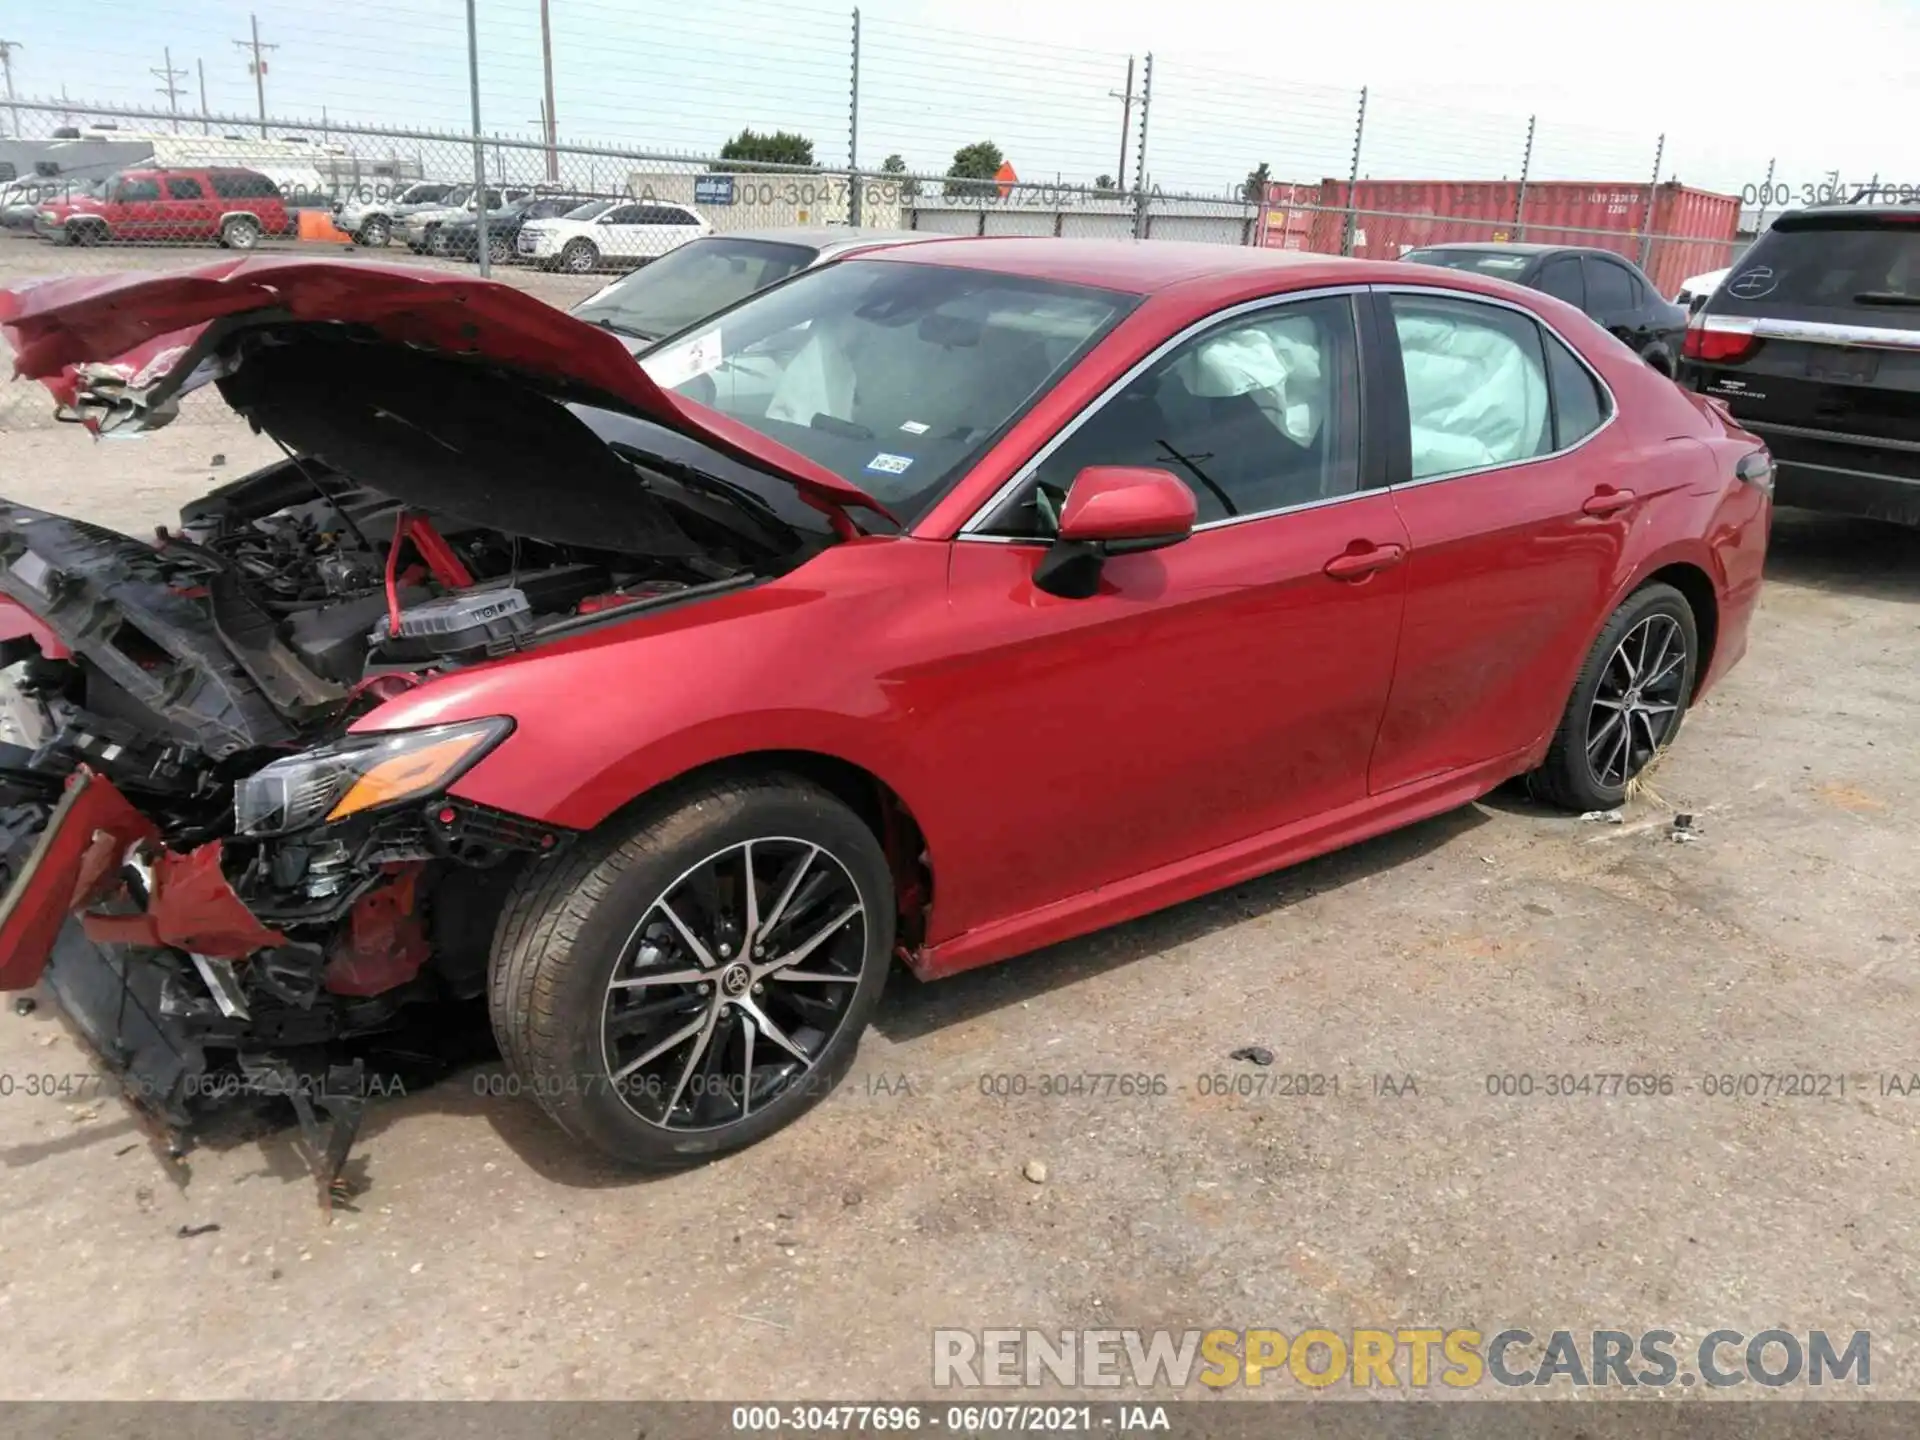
[{"left": 351, "top": 538, "right": 954, "bottom": 835}]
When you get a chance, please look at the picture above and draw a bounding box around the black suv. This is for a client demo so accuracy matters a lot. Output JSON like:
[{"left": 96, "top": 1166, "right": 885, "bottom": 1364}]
[
  {"left": 1401, "top": 244, "right": 1688, "bottom": 375},
  {"left": 1679, "top": 205, "right": 1919, "bottom": 525}
]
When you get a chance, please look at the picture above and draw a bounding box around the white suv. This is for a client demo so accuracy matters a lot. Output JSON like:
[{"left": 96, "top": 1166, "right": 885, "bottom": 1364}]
[{"left": 517, "top": 199, "right": 711, "bottom": 273}]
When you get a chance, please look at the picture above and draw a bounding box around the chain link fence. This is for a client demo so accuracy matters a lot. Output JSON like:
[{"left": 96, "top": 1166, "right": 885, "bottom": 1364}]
[{"left": 0, "top": 0, "right": 1871, "bottom": 427}]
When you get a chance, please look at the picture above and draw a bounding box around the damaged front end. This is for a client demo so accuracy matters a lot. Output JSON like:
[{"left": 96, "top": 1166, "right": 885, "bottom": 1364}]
[{"left": 0, "top": 262, "right": 860, "bottom": 1207}]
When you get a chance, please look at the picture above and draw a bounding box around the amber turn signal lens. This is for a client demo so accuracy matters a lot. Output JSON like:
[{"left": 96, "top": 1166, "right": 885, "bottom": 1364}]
[{"left": 325, "top": 730, "right": 495, "bottom": 823}]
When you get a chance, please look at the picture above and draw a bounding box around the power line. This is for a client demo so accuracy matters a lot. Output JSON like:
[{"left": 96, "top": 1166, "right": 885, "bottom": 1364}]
[
  {"left": 152, "top": 47, "right": 189, "bottom": 132},
  {"left": 231, "top": 14, "right": 279, "bottom": 139}
]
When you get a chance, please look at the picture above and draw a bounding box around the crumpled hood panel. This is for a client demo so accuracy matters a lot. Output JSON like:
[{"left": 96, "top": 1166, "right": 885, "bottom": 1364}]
[{"left": 0, "top": 257, "right": 888, "bottom": 519}]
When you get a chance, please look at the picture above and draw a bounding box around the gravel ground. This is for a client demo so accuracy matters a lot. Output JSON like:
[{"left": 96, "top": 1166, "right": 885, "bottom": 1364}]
[{"left": 1, "top": 234, "right": 1917, "bottom": 1404}]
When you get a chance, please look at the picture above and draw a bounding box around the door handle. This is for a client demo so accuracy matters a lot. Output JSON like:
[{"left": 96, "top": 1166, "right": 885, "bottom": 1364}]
[
  {"left": 1581, "top": 488, "right": 1636, "bottom": 517},
  {"left": 1323, "top": 543, "right": 1406, "bottom": 580}
]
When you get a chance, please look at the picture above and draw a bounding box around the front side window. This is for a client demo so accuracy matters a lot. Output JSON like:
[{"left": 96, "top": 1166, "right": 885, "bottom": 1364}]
[
  {"left": 980, "top": 295, "right": 1363, "bottom": 536},
  {"left": 605, "top": 205, "right": 646, "bottom": 226},
  {"left": 641, "top": 259, "right": 1133, "bottom": 521},
  {"left": 117, "top": 178, "right": 161, "bottom": 202},
  {"left": 1390, "top": 294, "right": 1551, "bottom": 479},
  {"left": 574, "top": 237, "right": 815, "bottom": 343}
]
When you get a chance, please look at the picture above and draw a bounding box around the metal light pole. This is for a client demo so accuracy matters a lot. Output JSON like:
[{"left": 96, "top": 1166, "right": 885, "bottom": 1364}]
[
  {"left": 539, "top": 0, "right": 559, "bottom": 182},
  {"left": 466, "top": 0, "right": 491, "bottom": 276},
  {"left": 1109, "top": 56, "right": 1134, "bottom": 194},
  {"left": 0, "top": 40, "right": 21, "bottom": 140},
  {"left": 848, "top": 8, "right": 862, "bottom": 225}
]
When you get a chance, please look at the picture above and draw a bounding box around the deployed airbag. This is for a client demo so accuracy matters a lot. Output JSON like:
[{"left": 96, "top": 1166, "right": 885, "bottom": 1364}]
[{"left": 1395, "top": 310, "right": 1549, "bottom": 477}]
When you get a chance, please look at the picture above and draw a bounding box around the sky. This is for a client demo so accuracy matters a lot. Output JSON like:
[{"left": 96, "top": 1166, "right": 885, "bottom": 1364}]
[{"left": 5, "top": 0, "right": 1918, "bottom": 200}]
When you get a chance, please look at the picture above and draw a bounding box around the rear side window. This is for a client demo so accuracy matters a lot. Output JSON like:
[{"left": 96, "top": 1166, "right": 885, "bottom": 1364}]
[
  {"left": 1534, "top": 257, "right": 1584, "bottom": 308},
  {"left": 1544, "top": 333, "right": 1610, "bottom": 448},
  {"left": 1389, "top": 295, "right": 1551, "bottom": 479},
  {"left": 210, "top": 171, "right": 280, "bottom": 199},
  {"left": 1584, "top": 258, "right": 1636, "bottom": 312},
  {"left": 1714, "top": 220, "right": 1920, "bottom": 317},
  {"left": 165, "top": 177, "right": 203, "bottom": 200}
]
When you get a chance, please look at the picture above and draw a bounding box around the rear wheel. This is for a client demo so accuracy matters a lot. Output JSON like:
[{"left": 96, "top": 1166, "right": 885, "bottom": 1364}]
[
  {"left": 1640, "top": 343, "right": 1675, "bottom": 377},
  {"left": 220, "top": 215, "right": 260, "bottom": 250},
  {"left": 488, "top": 231, "right": 510, "bottom": 263},
  {"left": 559, "top": 238, "right": 599, "bottom": 274},
  {"left": 489, "top": 775, "right": 893, "bottom": 1167},
  {"left": 1531, "top": 582, "right": 1698, "bottom": 811}
]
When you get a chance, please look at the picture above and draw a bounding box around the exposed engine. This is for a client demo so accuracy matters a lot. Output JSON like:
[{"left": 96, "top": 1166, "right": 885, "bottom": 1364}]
[{"left": 0, "top": 453, "right": 768, "bottom": 1202}]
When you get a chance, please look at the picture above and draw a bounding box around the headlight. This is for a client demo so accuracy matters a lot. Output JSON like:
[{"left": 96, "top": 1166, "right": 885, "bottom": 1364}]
[{"left": 232, "top": 718, "right": 512, "bottom": 837}]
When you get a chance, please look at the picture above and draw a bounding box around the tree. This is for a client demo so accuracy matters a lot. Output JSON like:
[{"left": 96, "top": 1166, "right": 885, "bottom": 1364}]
[
  {"left": 1242, "top": 162, "right": 1271, "bottom": 205},
  {"left": 1094, "top": 173, "right": 1116, "bottom": 194},
  {"left": 714, "top": 128, "right": 816, "bottom": 172},
  {"left": 881, "top": 151, "right": 919, "bottom": 200},
  {"left": 945, "top": 139, "right": 1005, "bottom": 199}
]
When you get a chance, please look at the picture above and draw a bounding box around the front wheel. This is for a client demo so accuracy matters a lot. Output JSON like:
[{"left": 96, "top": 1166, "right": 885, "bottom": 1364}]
[
  {"left": 1531, "top": 582, "right": 1699, "bottom": 811},
  {"left": 488, "top": 232, "right": 510, "bottom": 263},
  {"left": 559, "top": 238, "right": 599, "bottom": 273},
  {"left": 357, "top": 215, "right": 391, "bottom": 247},
  {"left": 489, "top": 775, "right": 894, "bottom": 1167}
]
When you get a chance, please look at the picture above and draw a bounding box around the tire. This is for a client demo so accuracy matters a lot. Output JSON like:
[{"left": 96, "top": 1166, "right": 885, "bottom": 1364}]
[
  {"left": 357, "top": 215, "right": 391, "bottom": 247},
  {"left": 560, "top": 238, "right": 599, "bottom": 274},
  {"left": 487, "top": 232, "right": 510, "bottom": 263},
  {"left": 489, "top": 774, "right": 895, "bottom": 1168},
  {"left": 71, "top": 221, "right": 106, "bottom": 247},
  {"left": 220, "top": 216, "right": 260, "bottom": 250},
  {"left": 1641, "top": 344, "right": 1675, "bottom": 377},
  {"left": 1531, "top": 581, "right": 1699, "bottom": 812}
]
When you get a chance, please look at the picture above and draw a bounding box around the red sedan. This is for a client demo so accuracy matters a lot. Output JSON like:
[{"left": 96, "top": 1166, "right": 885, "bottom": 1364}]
[{"left": 0, "top": 244, "right": 1768, "bottom": 1176}]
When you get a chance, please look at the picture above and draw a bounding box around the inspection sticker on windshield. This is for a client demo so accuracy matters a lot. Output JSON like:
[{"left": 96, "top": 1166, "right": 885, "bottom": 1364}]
[
  {"left": 866, "top": 452, "right": 914, "bottom": 475},
  {"left": 639, "top": 329, "right": 724, "bottom": 389},
  {"left": 898, "top": 420, "right": 930, "bottom": 435}
]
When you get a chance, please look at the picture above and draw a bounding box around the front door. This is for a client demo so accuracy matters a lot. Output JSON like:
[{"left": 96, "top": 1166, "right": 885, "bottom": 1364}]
[{"left": 929, "top": 291, "right": 1410, "bottom": 938}]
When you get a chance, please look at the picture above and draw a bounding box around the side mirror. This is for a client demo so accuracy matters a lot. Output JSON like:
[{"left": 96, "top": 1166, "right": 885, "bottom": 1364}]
[{"left": 1034, "top": 466, "right": 1196, "bottom": 599}]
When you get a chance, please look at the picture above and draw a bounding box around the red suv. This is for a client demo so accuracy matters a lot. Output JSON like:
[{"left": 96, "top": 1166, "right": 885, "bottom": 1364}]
[{"left": 33, "top": 167, "right": 289, "bottom": 249}]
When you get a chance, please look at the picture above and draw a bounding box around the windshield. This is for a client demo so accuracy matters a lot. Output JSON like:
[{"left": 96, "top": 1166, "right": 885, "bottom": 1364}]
[
  {"left": 1403, "top": 249, "right": 1535, "bottom": 277},
  {"left": 575, "top": 237, "right": 819, "bottom": 342},
  {"left": 1714, "top": 220, "right": 1920, "bottom": 319},
  {"left": 640, "top": 258, "right": 1134, "bottom": 520}
]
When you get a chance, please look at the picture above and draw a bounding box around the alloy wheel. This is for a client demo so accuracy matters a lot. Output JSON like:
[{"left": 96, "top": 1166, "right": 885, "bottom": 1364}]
[
  {"left": 598, "top": 837, "right": 868, "bottom": 1132},
  {"left": 1585, "top": 613, "right": 1686, "bottom": 788}
]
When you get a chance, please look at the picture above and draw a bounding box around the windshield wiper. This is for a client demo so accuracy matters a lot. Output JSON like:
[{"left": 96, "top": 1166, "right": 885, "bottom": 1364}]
[
  {"left": 616, "top": 448, "right": 798, "bottom": 548},
  {"left": 1853, "top": 291, "right": 1920, "bottom": 306},
  {"left": 1154, "top": 439, "right": 1236, "bottom": 516},
  {"left": 585, "top": 315, "right": 654, "bottom": 340}
]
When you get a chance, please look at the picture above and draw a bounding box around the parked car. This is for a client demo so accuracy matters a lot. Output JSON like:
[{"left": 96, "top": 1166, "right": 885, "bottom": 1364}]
[
  {"left": 516, "top": 198, "right": 710, "bottom": 272},
  {"left": 1679, "top": 203, "right": 1919, "bottom": 526},
  {"left": 1675, "top": 266, "right": 1730, "bottom": 312},
  {"left": 1401, "top": 243, "right": 1688, "bottom": 375},
  {"left": 0, "top": 245, "right": 1769, "bottom": 1183},
  {"left": 435, "top": 191, "right": 607, "bottom": 263},
  {"left": 1, "top": 177, "right": 101, "bottom": 232},
  {"left": 396, "top": 185, "right": 532, "bottom": 254},
  {"left": 33, "top": 167, "right": 289, "bottom": 249},
  {"left": 570, "top": 226, "right": 938, "bottom": 352},
  {"left": 332, "top": 180, "right": 459, "bottom": 248}
]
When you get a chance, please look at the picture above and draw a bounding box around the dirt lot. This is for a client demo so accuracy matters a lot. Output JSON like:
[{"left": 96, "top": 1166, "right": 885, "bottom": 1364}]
[{"left": 1, "top": 235, "right": 1917, "bottom": 1404}]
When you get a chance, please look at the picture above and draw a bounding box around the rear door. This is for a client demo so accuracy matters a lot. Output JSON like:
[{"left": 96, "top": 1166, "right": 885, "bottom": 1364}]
[
  {"left": 1681, "top": 211, "right": 1920, "bottom": 517},
  {"left": 598, "top": 203, "right": 651, "bottom": 258},
  {"left": 1368, "top": 286, "right": 1645, "bottom": 790},
  {"left": 161, "top": 174, "right": 215, "bottom": 243},
  {"left": 1582, "top": 253, "right": 1646, "bottom": 348}
]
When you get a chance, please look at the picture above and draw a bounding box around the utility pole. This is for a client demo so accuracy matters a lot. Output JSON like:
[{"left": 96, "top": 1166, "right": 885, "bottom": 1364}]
[
  {"left": 848, "top": 7, "right": 861, "bottom": 224},
  {"left": 539, "top": 0, "right": 559, "bottom": 183},
  {"left": 1108, "top": 56, "right": 1136, "bottom": 194},
  {"left": 197, "top": 58, "right": 211, "bottom": 134},
  {"left": 232, "top": 15, "right": 277, "bottom": 138},
  {"left": 152, "top": 48, "right": 189, "bottom": 132},
  {"left": 0, "top": 40, "right": 20, "bottom": 141},
  {"left": 465, "top": 0, "right": 491, "bottom": 277}
]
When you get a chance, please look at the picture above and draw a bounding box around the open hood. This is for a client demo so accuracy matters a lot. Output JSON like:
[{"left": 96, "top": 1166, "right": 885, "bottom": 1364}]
[{"left": 0, "top": 257, "right": 892, "bottom": 524}]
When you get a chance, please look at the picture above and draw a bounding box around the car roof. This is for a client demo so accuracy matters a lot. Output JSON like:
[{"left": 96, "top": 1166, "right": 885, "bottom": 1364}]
[{"left": 859, "top": 237, "right": 1378, "bottom": 294}]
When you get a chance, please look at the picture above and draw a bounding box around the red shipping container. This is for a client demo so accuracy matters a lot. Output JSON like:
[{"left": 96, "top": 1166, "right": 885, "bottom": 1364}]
[{"left": 1302, "top": 179, "right": 1739, "bottom": 297}]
